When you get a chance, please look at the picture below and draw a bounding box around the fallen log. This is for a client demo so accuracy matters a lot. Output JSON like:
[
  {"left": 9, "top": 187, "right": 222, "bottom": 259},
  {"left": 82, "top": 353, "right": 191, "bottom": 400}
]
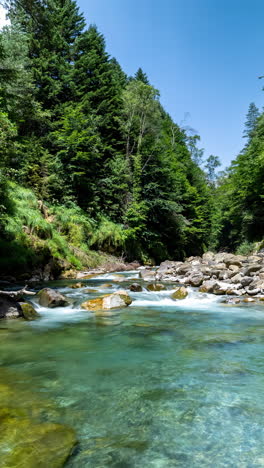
[{"left": 0, "top": 285, "right": 36, "bottom": 301}]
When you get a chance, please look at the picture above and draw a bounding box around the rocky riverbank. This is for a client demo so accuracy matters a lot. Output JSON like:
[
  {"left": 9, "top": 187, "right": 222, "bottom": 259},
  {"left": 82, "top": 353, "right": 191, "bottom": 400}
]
[{"left": 153, "top": 252, "right": 264, "bottom": 298}]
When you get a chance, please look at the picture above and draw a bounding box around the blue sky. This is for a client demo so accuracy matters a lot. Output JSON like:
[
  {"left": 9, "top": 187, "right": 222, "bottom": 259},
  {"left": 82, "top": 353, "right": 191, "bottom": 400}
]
[{"left": 78, "top": 0, "right": 264, "bottom": 168}]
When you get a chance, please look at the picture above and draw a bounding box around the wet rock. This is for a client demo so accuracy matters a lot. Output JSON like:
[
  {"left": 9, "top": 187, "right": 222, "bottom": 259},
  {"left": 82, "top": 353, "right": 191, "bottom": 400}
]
[
  {"left": 70, "top": 282, "right": 85, "bottom": 289},
  {"left": 19, "top": 302, "right": 40, "bottom": 321},
  {"left": 226, "top": 297, "right": 241, "bottom": 304},
  {"left": 37, "top": 288, "right": 71, "bottom": 308},
  {"left": 129, "top": 283, "right": 143, "bottom": 292},
  {"left": 0, "top": 296, "right": 22, "bottom": 319},
  {"left": 243, "top": 297, "right": 256, "bottom": 303},
  {"left": 171, "top": 286, "right": 188, "bottom": 300},
  {"left": 0, "top": 416, "right": 77, "bottom": 468},
  {"left": 146, "top": 283, "right": 166, "bottom": 291},
  {"left": 81, "top": 291, "right": 132, "bottom": 313},
  {"left": 83, "top": 288, "right": 98, "bottom": 294},
  {"left": 100, "top": 283, "right": 113, "bottom": 288}
]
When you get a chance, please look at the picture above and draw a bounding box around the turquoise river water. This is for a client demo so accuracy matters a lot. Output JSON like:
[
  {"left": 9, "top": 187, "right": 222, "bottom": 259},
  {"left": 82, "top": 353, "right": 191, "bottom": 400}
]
[{"left": 1, "top": 270, "right": 264, "bottom": 467}]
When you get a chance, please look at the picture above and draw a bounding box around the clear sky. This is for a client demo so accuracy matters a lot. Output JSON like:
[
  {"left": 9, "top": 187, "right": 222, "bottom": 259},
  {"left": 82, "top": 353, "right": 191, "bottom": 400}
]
[
  {"left": 77, "top": 0, "right": 264, "bottom": 168},
  {"left": 0, "top": 1, "right": 263, "bottom": 168}
]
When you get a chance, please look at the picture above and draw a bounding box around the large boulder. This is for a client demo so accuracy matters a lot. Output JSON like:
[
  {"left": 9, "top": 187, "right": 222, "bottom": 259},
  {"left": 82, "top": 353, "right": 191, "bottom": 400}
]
[
  {"left": 19, "top": 302, "right": 40, "bottom": 321},
  {"left": 81, "top": 291, "right": 132, "bottom": 314},
  {"left": 171, "top": 287, "right": 188, "bottom": 300},
  {"left": 37, "top": 288, "right": 71, "bottom": 308}
]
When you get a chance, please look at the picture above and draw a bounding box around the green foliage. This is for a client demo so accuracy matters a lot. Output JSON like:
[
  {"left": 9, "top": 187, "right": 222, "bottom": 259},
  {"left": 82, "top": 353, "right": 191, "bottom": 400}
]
[
  {"left": 235, "top": 241, "right": 255, "bottom": 256},
  {"left": 0, "top": 0, "right": 218, "bottom": 271}
]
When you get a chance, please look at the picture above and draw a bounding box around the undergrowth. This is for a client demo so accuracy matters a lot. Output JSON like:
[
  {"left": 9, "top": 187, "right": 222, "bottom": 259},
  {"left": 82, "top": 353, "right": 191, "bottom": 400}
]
[{"left": 0, "top": 182, "right": 127, "bottom": 275}]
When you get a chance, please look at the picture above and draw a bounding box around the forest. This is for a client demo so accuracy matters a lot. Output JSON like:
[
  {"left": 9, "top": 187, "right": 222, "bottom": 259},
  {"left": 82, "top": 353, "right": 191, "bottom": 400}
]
[{"left": 0, "top": 0, "right": 263, "bottom": 276}]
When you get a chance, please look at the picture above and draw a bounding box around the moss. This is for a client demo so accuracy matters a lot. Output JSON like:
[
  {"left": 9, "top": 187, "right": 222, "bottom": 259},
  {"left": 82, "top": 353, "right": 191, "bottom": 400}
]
[{"left": 19, "top": 302, "right": 40, "bottom": 321}]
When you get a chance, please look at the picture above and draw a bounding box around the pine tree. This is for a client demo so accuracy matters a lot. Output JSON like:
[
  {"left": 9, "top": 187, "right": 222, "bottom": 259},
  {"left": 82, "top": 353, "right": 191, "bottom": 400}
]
[{"left": 243, "top": 102, "right": 260, "bottom": 141}]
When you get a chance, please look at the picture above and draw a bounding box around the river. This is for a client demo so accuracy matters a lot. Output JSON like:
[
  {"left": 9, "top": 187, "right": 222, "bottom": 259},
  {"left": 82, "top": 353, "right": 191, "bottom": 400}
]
[{"left": 1, "top": 270, "right": 264, "bottom": 467}]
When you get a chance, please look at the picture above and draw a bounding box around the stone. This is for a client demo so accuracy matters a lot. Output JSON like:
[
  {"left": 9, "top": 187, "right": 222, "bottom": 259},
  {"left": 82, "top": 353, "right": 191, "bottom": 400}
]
[
  {"left": 0, "top": 296, "right": 22, "bottom": 319},
  {"left": 81, "top": 291, "right": 132, "bottom": 313},
  {"left": 129, "top": 283, "right": 143, "bottom": 292},
  {"left": 19, "top": 302, "right": 40, "bottom": 321},
  {"left": 241, "top": 276, "right": 253, "bottom": 287},
  {"left": 83, "top": 288, "right": 98, "bottom": 294},
  {"left": 199, "top": 280, "right": 218, "bottom": 293},
  {"left": 247, "top": 255, "right": 262, "bottom": 263},
  {"left": 146, "top": 283, "right": 166, "bottom": 291},
  {"left": 202, "top": 252, "right": 215, "bottom": 262},
  {"left": 243, "top": 264, "right": 262, "bottom": 276},
  {"left": 37, "top": 288, "right": 71, "bottom": 308},
  {"left": 0, "top": 416, "right": 77, "bottom": 468},
  {"left": 230, "top": 273, "right": 243, "bottom": 284},
  {"left": 100, "top": 283, "right": 113, "bottom": 288},
  {"left": 139, "top": 269, "right": 157, "bottom": 281},
  {"left": 70, "top": 282, "right": 85, "bottom": 289},
  {"left": 229, "top": 265, "right": 240, "bottom": 273},
  {"left": 188, "top": 273, "right": 204, "bottom": 287},
  {"left": 176, "top": 263, "right": 192, "bottom": 275},
  {"left": 171, "top": 287, "right": 188, "bottom": 300},
  {"left": 243, "top": 297, "right": 256, "bottom": 303}
]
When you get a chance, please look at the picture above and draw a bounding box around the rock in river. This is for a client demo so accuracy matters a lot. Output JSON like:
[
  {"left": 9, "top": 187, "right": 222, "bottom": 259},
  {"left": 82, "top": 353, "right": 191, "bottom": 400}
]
[
  {"left": 171, "top": 286, "right": 188, "bottom": 300},
  {"left": 81, "top": 291, "right": 132, "bottom": 315},
  {"left": 37, "top": 288, "right": 71, "bottom": 308},
  {"left": 19, "top": 302, "right": 40, "bottom": 320}
]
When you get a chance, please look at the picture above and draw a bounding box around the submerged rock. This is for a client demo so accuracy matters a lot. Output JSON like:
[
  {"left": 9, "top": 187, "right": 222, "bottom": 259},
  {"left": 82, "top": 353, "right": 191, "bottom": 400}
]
[
  {"left": 0, "top": 416, "right": 77, "bottom": 468},
  {"left": 37, "top": 288, "right": 71, "bottom": 308},
  {"left": 19, "top": 302, "right": 40, "bottom": 320},
  {"left": 146, "top": 283, "right": 166, "bottom": 291},
  {"left": 171, "top": 287, "right": 188, "bottom": 300}
]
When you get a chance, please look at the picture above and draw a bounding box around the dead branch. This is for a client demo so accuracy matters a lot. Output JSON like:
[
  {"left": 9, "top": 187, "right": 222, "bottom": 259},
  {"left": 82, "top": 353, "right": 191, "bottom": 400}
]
[{"left": 0, "top": 285, "right": 36, "bottom": 300}]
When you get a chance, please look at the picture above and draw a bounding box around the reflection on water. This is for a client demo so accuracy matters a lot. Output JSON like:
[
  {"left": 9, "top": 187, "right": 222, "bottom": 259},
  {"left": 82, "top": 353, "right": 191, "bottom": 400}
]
[{"left": 1, "top": 272, "right": 264, "bottom": 467}]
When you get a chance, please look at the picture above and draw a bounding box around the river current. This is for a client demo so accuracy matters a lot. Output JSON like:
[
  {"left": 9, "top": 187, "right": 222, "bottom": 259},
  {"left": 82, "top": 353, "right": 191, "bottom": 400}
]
[{"left": 1, "top": 271, "right": 264, "bottom": 467}]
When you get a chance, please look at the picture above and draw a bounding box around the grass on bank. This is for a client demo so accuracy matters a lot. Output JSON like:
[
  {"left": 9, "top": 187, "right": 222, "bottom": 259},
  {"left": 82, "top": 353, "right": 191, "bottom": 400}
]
[{"left": 0, "top": 182, "right": 127, "bottom": 275}]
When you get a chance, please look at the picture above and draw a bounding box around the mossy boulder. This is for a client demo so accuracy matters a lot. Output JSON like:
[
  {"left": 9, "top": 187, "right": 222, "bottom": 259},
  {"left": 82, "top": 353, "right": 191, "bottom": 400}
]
[
  {"left": 19, "top": 302, "right": 40, "bottom": 321},
  {"left": 37, "top": 288, "right": 71, "bottom": 308},
  {"left": 171, "top": 286, "right": 188, "bottom": 300},
  {"left": 147, "top": 283, "right": 166, "bottom": 292},
  {"left": 0, "top": 416, "right": 77, "bottom": 468}
]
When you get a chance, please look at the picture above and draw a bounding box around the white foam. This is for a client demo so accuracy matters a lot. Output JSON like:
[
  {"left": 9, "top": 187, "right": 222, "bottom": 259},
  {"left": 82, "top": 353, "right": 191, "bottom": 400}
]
[{"left": 30, "top": 303, "right": 91, "bottom": 328}]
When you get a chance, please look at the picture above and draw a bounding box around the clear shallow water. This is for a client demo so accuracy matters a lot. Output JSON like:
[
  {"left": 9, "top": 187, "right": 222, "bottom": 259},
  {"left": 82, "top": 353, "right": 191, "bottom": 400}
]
[{"left": 2, "top": 273, "right": 264, "bottom": 467}]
